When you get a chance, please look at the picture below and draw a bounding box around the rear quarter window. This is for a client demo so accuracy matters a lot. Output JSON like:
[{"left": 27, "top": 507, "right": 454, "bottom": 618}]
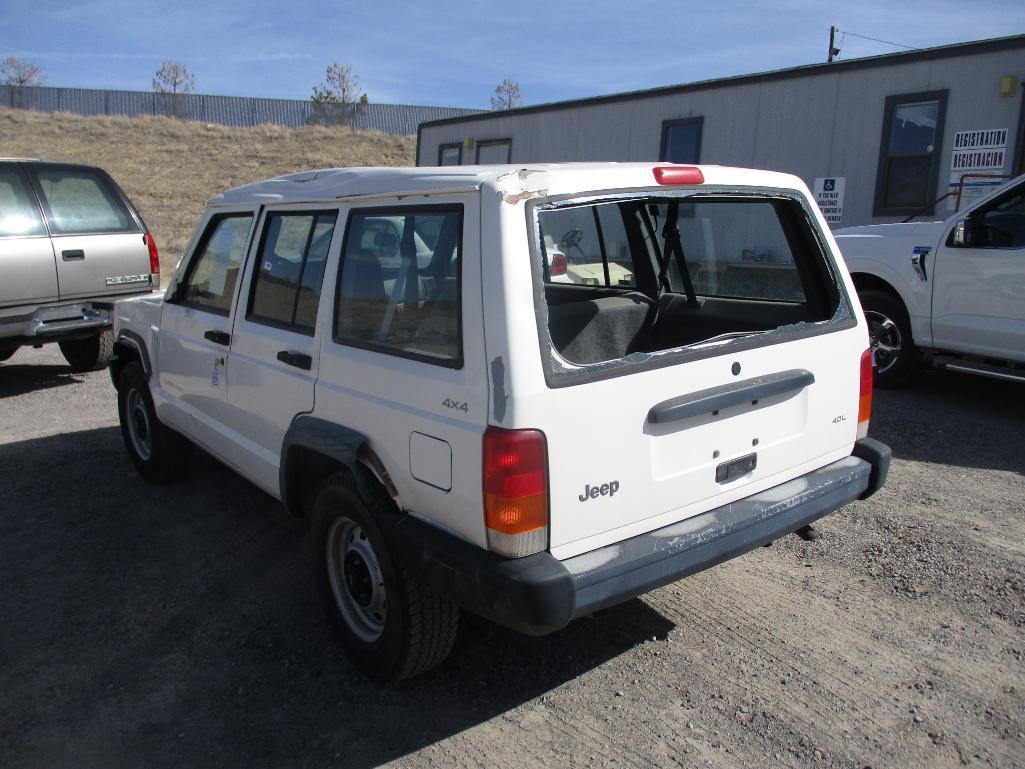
[{"left": 33, "top": 167, "right": 137, "bottom": 235}]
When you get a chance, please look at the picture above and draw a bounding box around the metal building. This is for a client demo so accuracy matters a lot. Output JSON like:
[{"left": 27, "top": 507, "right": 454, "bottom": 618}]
[{"left": 417, "top": 35, "right": 1025, "bottom": 228}]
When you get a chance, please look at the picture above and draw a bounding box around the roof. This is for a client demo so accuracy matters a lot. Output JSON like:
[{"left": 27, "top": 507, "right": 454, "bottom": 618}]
[
  {"left": 208, "top": 162, "right": 808, "bottom": 206},
  {"left": 417, "top": 34, "right": 1025, "bottom": 132}
]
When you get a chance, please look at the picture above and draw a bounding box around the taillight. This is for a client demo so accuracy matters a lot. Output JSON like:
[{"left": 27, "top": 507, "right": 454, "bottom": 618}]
[
  {"left": 483, "top": 426, "right": 549, "bottom": 558},
  {"left": 652, "top": 166, "right": 704, "bottom": 185},
  {"left": 550, "top": 252, "right": 567, "bottom": 276},
  {"left": 145, "top": 232, "right": 160, "bottom": 288},
  {"left": 858, "top": 348, "right": 873, "bottom": 439}
]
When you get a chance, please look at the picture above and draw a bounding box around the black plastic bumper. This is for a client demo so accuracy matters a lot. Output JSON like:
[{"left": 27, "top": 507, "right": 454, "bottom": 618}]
[{"left": 388, "top": 439, "right": 890, "bottom": 636}]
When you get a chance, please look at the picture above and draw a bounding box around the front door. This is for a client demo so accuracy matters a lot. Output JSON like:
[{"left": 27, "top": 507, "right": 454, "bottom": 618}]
[
  {"left": 931, "top": 180, "right": 1025, "bottom": 362},
  {"left": 223, "top": 207, "right": 340, "bottom": 489},
  {"left": 156, "top": 210, "right": 256, "bottom": 458}
]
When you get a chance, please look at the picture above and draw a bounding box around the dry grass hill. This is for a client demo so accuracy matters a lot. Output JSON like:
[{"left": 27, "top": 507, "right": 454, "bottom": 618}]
[{"left": 0, "top": 108, "right": 416, "bottom": 281}]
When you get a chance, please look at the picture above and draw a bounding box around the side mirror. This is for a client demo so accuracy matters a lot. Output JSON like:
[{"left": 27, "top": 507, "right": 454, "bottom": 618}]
[{"left": 952, "top": 215, "right": 976, "bottom": 247}]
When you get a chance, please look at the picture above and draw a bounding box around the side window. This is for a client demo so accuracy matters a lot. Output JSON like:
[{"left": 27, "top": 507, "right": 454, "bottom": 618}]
[
  {"left": 335, "top": 206, "right": 462, "bottom": 366},
  {"left": 874, "top": 91, "right": 947, "bottom": 216},
  {"left": 666, "top": 200, "right": 805, "bottom": 302},
  {"left": 659, "top": 117, "right": 703, "bottom": 164},
  {"left": 0, "top": 167, "right": 45, "bottom": 237},
  {"left": 248, "top": 212, "right": 337, "bottom": 333},
  {"left": 974, "top": 187, "right": 1025, "bottom": 249},
  {"left": 33, "top": 167, "right": 137, "bottom": 234},
  {"left": 438, "top": 143, "right": 462, "bottom": 166},
  {"left": 179, "top": 214, "right": 254, "bottom": 315},
  {"left": 476, "top": 139, "right": 511, "bottom": 164},
  {"left": 539, "top": 204, "right": 636, "bottom": 287}
]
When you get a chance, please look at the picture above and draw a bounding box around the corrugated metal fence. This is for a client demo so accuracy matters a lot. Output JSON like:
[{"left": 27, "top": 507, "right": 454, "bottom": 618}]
[{"left": 0, "top": 85, "right": 481, "bottom": 136}]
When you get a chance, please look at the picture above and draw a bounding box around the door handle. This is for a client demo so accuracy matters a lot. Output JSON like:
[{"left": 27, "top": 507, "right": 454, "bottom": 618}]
[
  {"left": 62, "top": 249, "right": 85, "bottom": 261},
  {"left": 276, "top": 350, "right": 312, "bottom": 371},
  {"left": 204, "top": 330, "right": 231, "bottom": 345},
  {"left": 647, "top": 369, "right": 815, "bottom": 424}
]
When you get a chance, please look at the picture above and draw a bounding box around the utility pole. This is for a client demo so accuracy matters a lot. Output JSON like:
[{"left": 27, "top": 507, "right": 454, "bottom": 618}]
[{"left": 828, "top": 26, "right": 839, "bottom": 63}]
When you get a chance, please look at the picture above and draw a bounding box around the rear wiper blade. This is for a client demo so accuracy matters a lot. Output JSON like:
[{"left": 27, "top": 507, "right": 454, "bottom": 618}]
[{"left": 688, "top": 330, "right": 771, "bottom": 348}]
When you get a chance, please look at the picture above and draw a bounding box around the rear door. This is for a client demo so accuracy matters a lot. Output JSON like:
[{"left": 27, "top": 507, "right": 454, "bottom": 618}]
[
  {"left": 27, "top": 163, "right": 152, "bottom": 300},
  {"left": 515, "top": 193, "right": 864, "bottom": 559},
  {"left": 0, "top": 163, "right": 57, "bottom": 308},
  {"left": 223, "top": 206, "right": 340, "bottom": 487}
]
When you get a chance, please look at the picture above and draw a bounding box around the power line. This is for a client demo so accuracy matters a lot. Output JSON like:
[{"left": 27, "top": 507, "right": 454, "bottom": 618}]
[{"left": 835, "top": 29, "right": 919, "bottom": 52}]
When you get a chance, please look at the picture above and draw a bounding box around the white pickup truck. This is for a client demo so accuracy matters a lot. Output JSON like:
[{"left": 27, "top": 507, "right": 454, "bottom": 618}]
[{"left": 836, "top": 173, "right": 1025, "bottom": 387}]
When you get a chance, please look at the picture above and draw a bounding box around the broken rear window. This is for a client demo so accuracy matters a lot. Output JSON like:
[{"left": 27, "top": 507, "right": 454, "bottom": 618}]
[{"left": 535, "top": 193, "right": 843, "bottom": 370}]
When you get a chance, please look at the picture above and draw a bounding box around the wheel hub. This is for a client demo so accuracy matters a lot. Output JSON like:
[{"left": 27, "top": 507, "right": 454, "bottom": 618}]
[{"left": 326, "top": 517, "right": 387, "bottom": 642}]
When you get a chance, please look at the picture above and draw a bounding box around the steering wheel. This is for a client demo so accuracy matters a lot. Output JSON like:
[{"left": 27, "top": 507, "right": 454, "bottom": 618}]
[{"left": 559, "top": 229, "right": 583, "bottom": 251}]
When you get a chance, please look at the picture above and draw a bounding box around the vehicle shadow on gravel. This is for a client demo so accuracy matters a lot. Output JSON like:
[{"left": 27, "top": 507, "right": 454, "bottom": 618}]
[
  {"left": 870, "top": 370, "right": 1025, "bottom": 475},
  {"left": 0, "top": 360, "right": 86, "bottom": 398},
  {"left": 0, "top": 426, "right": 675, "bottom": 769}
]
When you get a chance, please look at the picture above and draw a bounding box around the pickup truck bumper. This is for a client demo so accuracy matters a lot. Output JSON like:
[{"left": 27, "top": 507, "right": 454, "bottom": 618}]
[
  {"left": 388, "top": 438, "right": 891, "bottom": 636},
  {"left": 0, "top": 299, "right": 120, "bottom": 346}
]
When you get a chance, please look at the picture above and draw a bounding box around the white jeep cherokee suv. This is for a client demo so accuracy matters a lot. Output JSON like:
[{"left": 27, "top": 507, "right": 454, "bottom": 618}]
[{"left": 110, "top": 163, "right": 890, "bottom": 680}]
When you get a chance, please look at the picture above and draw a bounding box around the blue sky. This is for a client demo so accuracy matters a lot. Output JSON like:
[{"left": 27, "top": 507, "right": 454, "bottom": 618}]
[{"left": 2, "top": 0, "right": 1023, "bottom": 109}]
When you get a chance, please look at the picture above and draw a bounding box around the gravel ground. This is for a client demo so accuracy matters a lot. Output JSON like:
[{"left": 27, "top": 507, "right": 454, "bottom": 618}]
[{"left": 1, "top": 345, "right": 1023, "bottom": 769}]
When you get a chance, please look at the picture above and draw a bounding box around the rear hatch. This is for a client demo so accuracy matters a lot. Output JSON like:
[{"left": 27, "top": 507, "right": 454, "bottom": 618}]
[
  {"left": 26, "top": 163, "right": 154, "bottom": 301},
  {"left": 525, "top": 187, "right": 864, "bottom": 558}
]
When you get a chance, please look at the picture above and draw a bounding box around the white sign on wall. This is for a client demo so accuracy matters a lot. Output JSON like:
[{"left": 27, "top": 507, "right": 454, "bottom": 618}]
[
  {"left": 948, "top": 128, "right": 1008, "bottom": 211},
  {"left": 813, "top": 177, "right": 846, "bottom": 226}
]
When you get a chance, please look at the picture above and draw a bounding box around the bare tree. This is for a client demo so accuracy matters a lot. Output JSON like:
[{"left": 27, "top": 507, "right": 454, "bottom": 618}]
[
  {"left": 490, "top": 78, "right": 522, "bottom": 110},
  {"left": 1, "top": 56, "right": 45, "bottom": 87},
  {"left": 310, "top": 62, "right": 364, "bottom": 127},
  {"left": 1, "top": 56, "right": 45, "bottom": 108},
  {"left": 152, "top": 60, "right": 196, "bottom": 94},
  {"left": 152, "top": 60, "right": 196, "bottom": 118}
]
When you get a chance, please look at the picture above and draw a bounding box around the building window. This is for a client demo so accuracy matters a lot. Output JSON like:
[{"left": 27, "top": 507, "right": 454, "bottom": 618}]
[
  {"left": 874, "top": 90, "right": 948, "bottom": 216},
  {"left": 659, "top": 117, "right": 703, "bottom": 163},
  {"left": 476, "top": 139, "right": 511, "bottom": 164},
  {"left": 438, "top": 143, "right": 462, "bottom": 166}
]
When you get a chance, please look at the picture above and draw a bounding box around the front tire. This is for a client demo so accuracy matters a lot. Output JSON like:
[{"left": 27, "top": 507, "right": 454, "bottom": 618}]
[
  {"left": 311, "top": 473, "right": 459, "bottom": 680},
  {"left": 117, "top": 362, "right": 190, "bottom": 482},
  {"left": 60, "top": 329, "right": 114, "bottom": 372},
  {"left": 859, "top": 289, "right": 919, "bottom": 388}
]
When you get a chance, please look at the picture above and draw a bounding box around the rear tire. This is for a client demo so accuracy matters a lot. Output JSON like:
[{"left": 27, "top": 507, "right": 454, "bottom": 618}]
[
  {"left": 859, "top": 289, "right": 919, "bottom": 388},
  {"left": 311, "top": 473, "right": 459, "bottom": 680},
  {"left": 117, "top": 362, "right": 191, "bottom": 482},
  {"left": 60, "top": 329, "right": 114, "bottom": 372}
]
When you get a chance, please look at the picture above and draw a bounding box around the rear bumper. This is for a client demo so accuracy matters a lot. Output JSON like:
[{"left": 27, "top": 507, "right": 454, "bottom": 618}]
[
  {"left": 389, "top": 438, "right": 891, "bottom": 636},
  {"left": 0, "top": 298, "right": 124, "bottom": 345}
]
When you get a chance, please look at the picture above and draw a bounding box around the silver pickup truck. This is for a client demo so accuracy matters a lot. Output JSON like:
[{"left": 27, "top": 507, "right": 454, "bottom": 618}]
[{"left": 0, "top": 159, "right": 160, "bottom": 371}]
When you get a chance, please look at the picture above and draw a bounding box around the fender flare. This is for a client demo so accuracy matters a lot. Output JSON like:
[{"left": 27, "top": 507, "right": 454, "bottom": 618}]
[
  {"left": 111, "top": 330, "right": 152, "bottom": 384},
  {"left": 279, "top": 416, "right": 394, "bottom": 517}
]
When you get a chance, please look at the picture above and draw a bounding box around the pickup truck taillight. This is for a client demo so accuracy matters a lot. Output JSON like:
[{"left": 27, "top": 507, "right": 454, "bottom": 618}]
[
  {"left": 550, "top": 252, "right": 567, "bottom": 276},
  {"left": 145, "top": 232, "right": 161, "bottom": 289},
  {"left": 858, "top": 348, "right": 873, "bottom": 439},
  {"left": 483, "top": 426, "right": 549, "bottom": 558}
]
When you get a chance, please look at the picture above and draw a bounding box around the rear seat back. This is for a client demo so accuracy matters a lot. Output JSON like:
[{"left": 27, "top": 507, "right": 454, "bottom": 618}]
[{"left": 548, "top": 291, "right": 654, "bottom": 364}]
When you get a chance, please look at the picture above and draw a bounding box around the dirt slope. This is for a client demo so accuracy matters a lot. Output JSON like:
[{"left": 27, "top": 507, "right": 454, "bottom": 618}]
[{"left": 0, "top": 108, "right": 415, "bottom": 280}]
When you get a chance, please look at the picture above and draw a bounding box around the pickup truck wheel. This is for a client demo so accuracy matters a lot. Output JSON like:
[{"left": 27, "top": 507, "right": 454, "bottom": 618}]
[
  {"left": 60, "top": 329, "right": 114, "bottom": 372},
  {"left": 859, "top": 290, "right": 919, "bottom": 388},
  {"left": 117, "top": 362, "right": 191, "bottom": 482},
  {"left": 311, "top": 474, "right": 459, "bottom": 680}
]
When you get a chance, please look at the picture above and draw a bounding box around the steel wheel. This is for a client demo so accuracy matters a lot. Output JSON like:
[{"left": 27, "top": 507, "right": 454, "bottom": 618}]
[
  {"left": 864, "top": 308, "right": 903, "bottom": 376},
  {"left": 125, "top": 387, "right": 153, "bottom": 461},
  {"left": 326, "top": 516, "right": 387, "bottom": 643}
]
